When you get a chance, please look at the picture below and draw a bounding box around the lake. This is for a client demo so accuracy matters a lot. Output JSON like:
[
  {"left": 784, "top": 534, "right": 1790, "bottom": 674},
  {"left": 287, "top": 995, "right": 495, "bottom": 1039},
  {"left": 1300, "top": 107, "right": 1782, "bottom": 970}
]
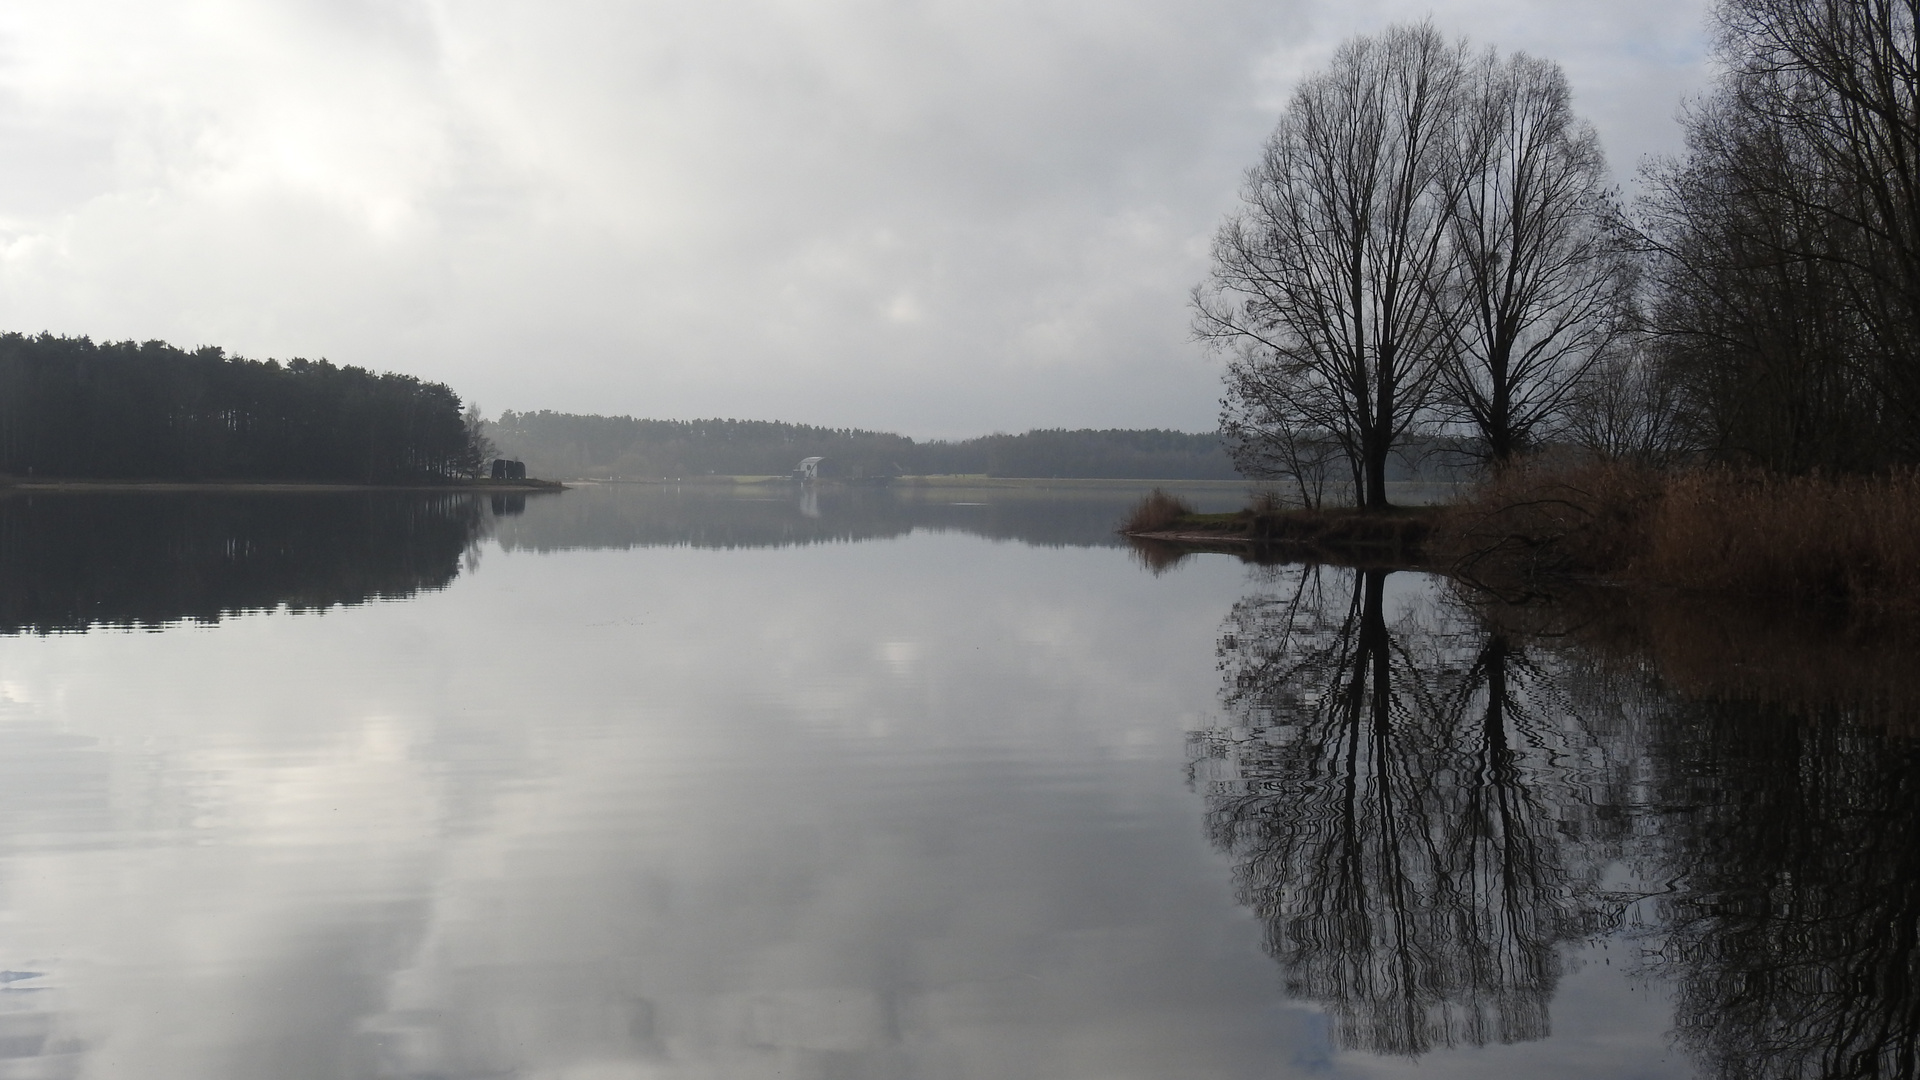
[{"left": 0, "top": 482, "right": 1909, "bottom": 1079}]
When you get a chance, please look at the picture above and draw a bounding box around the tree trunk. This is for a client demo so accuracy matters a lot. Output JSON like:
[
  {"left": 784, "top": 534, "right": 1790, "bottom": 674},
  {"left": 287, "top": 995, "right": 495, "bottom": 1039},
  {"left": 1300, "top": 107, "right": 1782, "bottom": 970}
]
[
  {"left": 1364, "top": 440, "right": 1392, "bottom": 509},
  {"left": 1488, "top": 372, "right": 1514, "bottom": 465}
]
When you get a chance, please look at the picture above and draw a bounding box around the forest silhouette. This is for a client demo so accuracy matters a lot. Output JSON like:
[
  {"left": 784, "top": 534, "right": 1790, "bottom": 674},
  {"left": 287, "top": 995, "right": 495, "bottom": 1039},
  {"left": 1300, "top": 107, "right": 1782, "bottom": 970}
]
[
  {"left": 487, "top": 412, "right": 1243, "bottom": 481},
  {"left": 0, "top": 333, "right": 480, "bottom": 483}
]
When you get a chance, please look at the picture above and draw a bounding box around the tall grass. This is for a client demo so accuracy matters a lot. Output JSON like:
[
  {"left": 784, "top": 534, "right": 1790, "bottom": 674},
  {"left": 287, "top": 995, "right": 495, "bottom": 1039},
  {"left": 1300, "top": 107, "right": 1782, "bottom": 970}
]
[
  {"left": 1437, "top": 461, "right": 1664, "bottom": 583},
  {"left": 1643, "top": 469, "right": 1920, "bottom": 605},
  {"left": 1442, "top": 463, "right": 1920, "bottom": 610},
  {"left": 1121, "top": 488, "right": 1196, "bottom": 533}
]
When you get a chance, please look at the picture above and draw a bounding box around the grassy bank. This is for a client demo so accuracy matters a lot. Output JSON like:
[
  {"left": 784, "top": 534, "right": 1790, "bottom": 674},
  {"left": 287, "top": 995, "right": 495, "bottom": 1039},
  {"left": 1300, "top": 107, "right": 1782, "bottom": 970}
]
[
  {"left": 1127, "top": 465, "right": 1920, "bottom": 611},
  {"left": 1122, "top": 489, "right": 1436, "bottom": 565}
]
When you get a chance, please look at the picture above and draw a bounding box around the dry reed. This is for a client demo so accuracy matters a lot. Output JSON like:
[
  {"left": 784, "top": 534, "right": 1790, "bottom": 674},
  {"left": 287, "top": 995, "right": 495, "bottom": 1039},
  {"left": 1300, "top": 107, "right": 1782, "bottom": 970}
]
[
  {"left": 1121, "top": 488, "right": 1197, "bottom": 534},
  {"left": 1641, "top": 468, "right": 1920, "bottom": 606},
  {"left": 1440, "top": 463, "right": 1920, "bottom": 611},
  {"left": 1435, "top": 460, "right": 1664, "bottom": 584}
]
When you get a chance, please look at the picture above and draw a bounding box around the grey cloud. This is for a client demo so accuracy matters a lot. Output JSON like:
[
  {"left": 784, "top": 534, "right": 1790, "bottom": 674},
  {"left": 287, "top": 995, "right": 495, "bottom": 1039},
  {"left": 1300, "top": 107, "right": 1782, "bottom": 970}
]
[{"left": 0, "top": 0, "right": 1706, "bottom": 435}]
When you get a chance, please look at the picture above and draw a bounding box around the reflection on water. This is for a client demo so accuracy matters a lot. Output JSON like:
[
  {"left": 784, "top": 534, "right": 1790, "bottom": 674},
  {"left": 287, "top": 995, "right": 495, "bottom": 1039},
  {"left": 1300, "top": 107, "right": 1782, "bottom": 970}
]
[
  {"left": 1191, "top": 567, "right": 1631, "bottom": 1055},
  {"left": 0, "top": 485, "right": 1915, "bottom": 1077},
  {"left": 1194, "top": 565, "right": 1920, "bottom": 1077},
  {"left": 1649, "top": 694, "right": 1920, "bottom": 1079},
  {"left": 0, "top": 490, "right": 1295, "bottom": 1080},
  {"left": 488, "top": 481, "right": 1253, "bottom": 553},
  {"left": 0, "top": 491, "right": 488, "bottom": 634},
  {"left": 1478, "top": 590, "right": 1920, "bottom": 1076},
  {"left": 0, "top": 484, "right": 1238, "bottom": 636}
]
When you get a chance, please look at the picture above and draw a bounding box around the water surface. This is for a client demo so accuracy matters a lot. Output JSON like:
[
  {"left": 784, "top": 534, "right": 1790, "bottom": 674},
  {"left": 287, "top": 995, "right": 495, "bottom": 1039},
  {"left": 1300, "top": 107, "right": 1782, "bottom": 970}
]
[{"left": 0, "top": 484, "right": 1908, "bottom": 1078}]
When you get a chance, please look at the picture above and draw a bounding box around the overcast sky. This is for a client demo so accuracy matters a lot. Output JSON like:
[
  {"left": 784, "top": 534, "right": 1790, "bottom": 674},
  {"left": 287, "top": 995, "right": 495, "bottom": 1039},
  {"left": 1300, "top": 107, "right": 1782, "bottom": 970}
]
[{"left": 0, "top": 0, "right": 1711, "bottom": 438}]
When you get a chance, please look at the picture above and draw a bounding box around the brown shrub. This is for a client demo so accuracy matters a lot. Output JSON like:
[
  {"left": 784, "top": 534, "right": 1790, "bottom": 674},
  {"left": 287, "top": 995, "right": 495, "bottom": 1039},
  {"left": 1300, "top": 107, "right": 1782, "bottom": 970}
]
[{"left": 1121, "top": 488, "right": 1196, "bottom": 533}]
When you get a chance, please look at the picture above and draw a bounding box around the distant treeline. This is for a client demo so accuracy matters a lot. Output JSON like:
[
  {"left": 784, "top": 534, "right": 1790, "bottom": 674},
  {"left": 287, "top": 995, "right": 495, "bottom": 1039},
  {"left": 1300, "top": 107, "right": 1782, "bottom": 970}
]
[
  {"left": 0, "top": 333, "right": 483, "bottom": 482},
  {"left": 486, "top": 412, "right": 1239, "bottom": 480}
]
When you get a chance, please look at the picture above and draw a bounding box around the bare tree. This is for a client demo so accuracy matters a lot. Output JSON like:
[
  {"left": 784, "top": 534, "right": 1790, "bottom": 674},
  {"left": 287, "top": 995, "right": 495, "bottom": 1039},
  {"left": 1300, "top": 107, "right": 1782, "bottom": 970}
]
[
  {"left": 1639, "top": 94, "right": 1883, "bottom": 470},
  {"left": 1197, "top": 23, "right": 1469, "bottom": 509},
  {"left": 1641, "top": 0, "right": 1920, "bottom": 470},
  {"left": 1563, "top": 341, "right": 1699, "bottom": 466},
  {"left": 1218, "top": 347, "right": 1344, "bottom": 508},
  {"left": 1720, "top": 0, "right": 1920, "bottom": 437},
  {"left": 1443, "top": 52, "right": 1632, "bottom": 466}
]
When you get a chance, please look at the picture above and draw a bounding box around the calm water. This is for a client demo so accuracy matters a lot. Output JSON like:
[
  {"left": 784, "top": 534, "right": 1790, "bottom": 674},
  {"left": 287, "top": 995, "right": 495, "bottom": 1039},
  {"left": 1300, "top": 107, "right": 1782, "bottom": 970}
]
[{"left": 0, "top": 483, "right": 1910, "bottom": 1079}]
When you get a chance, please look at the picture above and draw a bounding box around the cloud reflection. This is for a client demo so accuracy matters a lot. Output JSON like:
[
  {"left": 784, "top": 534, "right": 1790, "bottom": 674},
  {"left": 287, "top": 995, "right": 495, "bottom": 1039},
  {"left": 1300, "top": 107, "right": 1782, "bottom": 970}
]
[{"left": 0, "top": 527, "right": 1313, "bottom": 1079}]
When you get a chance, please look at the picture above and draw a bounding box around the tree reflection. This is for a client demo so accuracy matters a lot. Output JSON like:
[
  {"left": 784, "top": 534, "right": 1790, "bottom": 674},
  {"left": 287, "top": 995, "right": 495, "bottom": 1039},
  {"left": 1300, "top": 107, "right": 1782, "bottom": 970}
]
[
  {"left": 1191, "top": 567, "right": 1624, "bottom": 1055},
  {"left": 0, "top": 491, "right": 492, "bottom": 634},
  {"left": 1649, "top": 697, "right": 1920, "bottom": 1080},
  {"left": 493, "top": 483, "right": 1184, "bottom": 553},
  {"left": 1482, "top": 586, "right": 1920, "bottom": 1077}
]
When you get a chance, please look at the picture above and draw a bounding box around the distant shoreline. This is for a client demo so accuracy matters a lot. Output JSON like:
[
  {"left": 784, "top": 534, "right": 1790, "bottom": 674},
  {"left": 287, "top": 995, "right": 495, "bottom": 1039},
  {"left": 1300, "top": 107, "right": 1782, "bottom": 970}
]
[
  {"left": 573, "top": 475, "right": 1262, "bottom": 489},
  {"left": 571, "top": 475, "right": 1462, "bottom": 492},
  {"left": 0, "top": 478, "right": 566, "bottom": 494}
]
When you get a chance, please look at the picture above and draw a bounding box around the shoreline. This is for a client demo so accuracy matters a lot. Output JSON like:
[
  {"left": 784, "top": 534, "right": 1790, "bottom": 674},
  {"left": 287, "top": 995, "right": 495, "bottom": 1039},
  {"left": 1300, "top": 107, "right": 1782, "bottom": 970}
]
[
  {"left": 575, "top": 475, "right": 1265, "bottom": 489},
  {"left": 1125, "top": 504, "right": 1440, "bottom": 569},
  {"left": 0, "top": 478, "right": 567, "bottom": 494},
  {"left": 1125, "top": 465, "right": 1920, "bottom": 614},
  {"left": 565, "top": 474, "right": 1463, "bottom": 491}
]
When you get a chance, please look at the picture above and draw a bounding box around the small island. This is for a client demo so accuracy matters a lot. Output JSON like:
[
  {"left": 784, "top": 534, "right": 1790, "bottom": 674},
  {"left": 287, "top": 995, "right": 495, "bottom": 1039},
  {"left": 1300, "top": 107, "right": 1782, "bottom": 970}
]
[{"left": 1125, "top": 464, "right": 1920, "bottom": 614}]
